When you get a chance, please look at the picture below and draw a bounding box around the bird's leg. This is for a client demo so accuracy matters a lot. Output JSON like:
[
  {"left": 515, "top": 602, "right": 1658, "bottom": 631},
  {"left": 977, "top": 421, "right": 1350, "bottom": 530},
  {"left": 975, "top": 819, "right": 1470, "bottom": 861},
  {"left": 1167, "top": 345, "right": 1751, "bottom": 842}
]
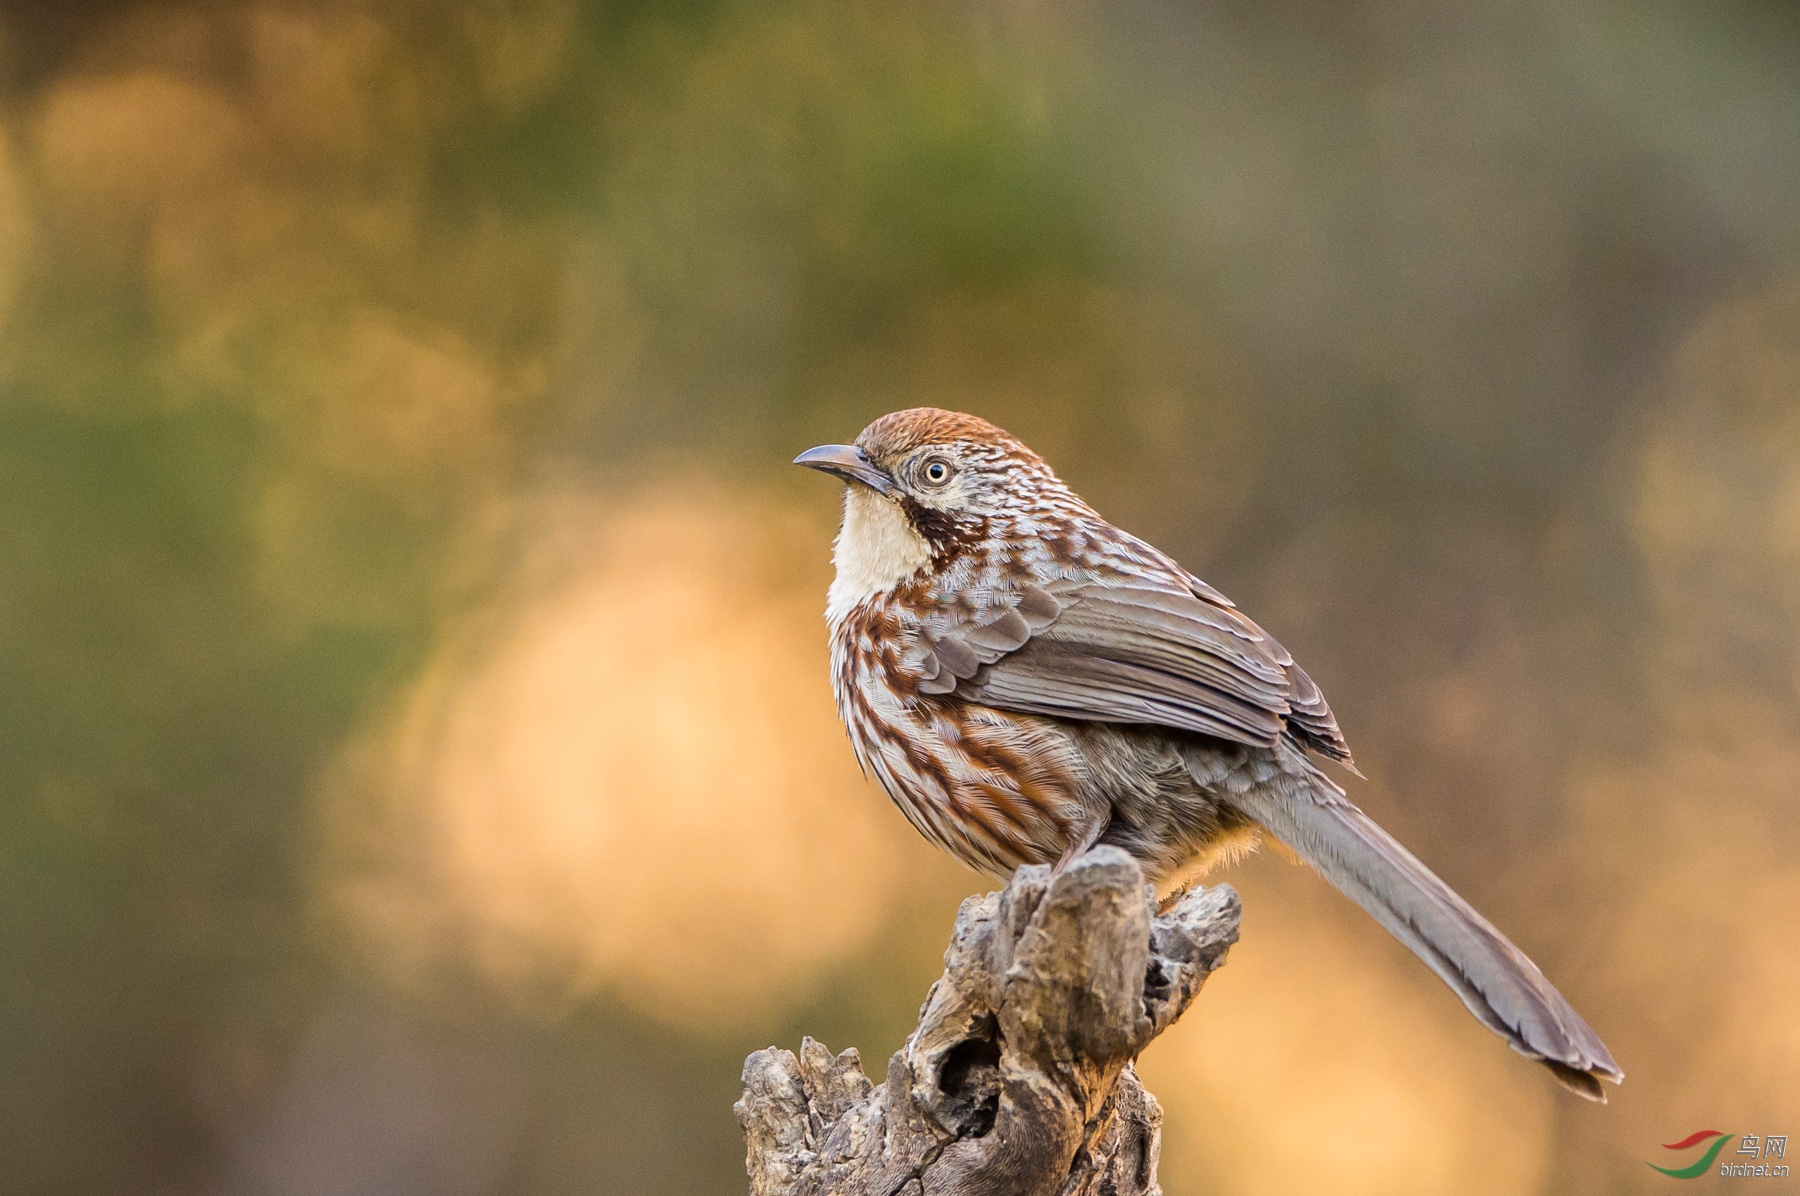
[
  {"left": 1049, "top": 812, "right": 1110, "bottom": 877},
  {"left": 1156, "top": 882, "right": 1193, "bottom": 915}
]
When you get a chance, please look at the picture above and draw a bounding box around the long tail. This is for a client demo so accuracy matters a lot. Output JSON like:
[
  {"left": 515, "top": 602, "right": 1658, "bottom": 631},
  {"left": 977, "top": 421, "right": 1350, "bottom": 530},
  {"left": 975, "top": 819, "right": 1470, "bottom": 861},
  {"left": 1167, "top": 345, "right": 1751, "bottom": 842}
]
[{"left": 1222, "top": 773, "right": 1622, "bottom": 1100}]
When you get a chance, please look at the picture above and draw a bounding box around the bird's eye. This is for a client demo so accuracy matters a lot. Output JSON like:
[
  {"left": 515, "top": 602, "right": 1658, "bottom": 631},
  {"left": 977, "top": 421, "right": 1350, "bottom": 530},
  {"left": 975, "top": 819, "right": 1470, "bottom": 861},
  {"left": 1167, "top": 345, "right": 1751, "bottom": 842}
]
[{"left": 922, "top": 458, "right": 952, "bottom": 486}]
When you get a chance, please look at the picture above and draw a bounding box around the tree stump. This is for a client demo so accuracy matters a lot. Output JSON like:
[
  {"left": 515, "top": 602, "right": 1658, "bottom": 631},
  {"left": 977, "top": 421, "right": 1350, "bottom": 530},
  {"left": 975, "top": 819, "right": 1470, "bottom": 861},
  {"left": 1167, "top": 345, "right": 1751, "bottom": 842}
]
[{"left": 735, "top": 846, "right": 1241, "bottom": 1195}]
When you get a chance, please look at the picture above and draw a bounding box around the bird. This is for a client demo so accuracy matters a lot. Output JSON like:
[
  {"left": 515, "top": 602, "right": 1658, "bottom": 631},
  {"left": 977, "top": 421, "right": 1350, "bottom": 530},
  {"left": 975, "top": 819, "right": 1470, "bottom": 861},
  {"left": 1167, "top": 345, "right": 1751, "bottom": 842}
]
[{"left": 794, "top": 406, "right": 1622, "bottom": 1101}]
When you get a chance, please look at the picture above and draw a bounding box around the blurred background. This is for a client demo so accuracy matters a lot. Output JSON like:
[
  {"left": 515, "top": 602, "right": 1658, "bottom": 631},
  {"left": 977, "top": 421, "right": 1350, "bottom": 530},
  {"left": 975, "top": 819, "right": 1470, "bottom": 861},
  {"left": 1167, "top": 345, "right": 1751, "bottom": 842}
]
[{"left": 1, "top": 1, "right": 1797, "bottom": 1192}]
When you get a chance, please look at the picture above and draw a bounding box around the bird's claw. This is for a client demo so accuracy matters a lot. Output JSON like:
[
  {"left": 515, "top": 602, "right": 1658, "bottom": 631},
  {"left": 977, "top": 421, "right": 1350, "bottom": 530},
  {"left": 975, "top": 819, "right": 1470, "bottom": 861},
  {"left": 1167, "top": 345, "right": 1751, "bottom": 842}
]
[{"left": 1156, "top": 882, "right": 1193, "bottom": 915}]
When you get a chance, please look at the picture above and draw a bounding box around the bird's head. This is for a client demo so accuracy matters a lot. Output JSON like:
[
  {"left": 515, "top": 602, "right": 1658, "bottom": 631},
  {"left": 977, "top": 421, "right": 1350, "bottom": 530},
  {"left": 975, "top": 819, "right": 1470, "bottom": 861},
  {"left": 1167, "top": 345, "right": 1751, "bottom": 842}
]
[{"left": 795, "top": 408, "right": 1074, "bottom": 617}]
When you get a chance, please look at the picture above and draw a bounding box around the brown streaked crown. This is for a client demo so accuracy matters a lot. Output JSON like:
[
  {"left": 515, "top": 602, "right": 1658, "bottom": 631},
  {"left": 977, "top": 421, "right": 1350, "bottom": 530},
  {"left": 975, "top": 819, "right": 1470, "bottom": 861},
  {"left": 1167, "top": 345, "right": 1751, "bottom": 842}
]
[{"left": 854, "top": 408, "right": 1030, "bottom": 466}]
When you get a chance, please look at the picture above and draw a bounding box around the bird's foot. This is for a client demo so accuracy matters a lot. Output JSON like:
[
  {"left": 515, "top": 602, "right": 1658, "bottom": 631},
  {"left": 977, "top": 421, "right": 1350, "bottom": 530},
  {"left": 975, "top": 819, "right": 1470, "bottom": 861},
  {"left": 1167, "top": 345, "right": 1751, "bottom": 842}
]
[
  {"left": 1156, "top": 882, "right": 1194, "bottom": 915},
  {"left": 1050, "top": 815, "right": 1111, "bottom": 878}
]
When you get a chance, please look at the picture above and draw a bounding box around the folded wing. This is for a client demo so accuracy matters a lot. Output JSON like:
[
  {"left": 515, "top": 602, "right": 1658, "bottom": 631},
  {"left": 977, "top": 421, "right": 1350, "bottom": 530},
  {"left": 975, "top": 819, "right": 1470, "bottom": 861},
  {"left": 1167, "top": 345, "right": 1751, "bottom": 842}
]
[{"left": 913, "top": 568, "right": 1354, "bottom": 766}]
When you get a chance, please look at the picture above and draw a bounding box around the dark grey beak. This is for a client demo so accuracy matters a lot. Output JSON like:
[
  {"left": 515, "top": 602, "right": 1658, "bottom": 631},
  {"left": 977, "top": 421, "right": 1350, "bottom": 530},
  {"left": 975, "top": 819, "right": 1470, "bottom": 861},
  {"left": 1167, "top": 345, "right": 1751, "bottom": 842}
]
[{"left": 793, "top": 444, "right": 896, "bottom": 496}]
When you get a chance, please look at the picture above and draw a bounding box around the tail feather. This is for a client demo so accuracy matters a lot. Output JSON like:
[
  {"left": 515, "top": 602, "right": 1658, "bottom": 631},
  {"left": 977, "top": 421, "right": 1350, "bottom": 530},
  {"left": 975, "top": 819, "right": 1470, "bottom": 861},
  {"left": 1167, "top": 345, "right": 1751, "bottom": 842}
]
[{"left": 1223, "top": 776, "right": 1622, "bottom": 1100}]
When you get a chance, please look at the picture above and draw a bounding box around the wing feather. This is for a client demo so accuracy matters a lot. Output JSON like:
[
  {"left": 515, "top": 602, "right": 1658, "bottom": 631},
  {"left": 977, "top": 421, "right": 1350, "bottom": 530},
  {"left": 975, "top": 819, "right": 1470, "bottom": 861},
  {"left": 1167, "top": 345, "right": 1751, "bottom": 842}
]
[{"left": 918, "top": 568, "right": 1354, "bottom": 764}]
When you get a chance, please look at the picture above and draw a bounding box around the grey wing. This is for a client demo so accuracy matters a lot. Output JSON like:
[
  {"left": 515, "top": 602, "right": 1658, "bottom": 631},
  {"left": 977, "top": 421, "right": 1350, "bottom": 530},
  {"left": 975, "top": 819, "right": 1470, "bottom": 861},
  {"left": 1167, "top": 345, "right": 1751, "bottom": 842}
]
[{"left": 915, "top": 573, "right": 1355, "bottom": 766}]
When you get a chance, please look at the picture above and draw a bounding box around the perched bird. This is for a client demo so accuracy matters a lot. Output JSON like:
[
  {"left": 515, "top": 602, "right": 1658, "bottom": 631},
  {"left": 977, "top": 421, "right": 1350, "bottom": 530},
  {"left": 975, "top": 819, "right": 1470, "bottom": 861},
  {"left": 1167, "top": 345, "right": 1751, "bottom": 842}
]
[{"left": 795, "top": 407, "right": 1621, "bottom": 1101}]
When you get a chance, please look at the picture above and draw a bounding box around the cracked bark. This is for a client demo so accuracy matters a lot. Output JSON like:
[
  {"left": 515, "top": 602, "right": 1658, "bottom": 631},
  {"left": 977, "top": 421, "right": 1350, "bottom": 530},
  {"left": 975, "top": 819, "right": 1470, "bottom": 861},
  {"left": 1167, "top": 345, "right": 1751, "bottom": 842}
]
[{"left": 735, "top": 846, "right": 1240, "bottom": 1196}]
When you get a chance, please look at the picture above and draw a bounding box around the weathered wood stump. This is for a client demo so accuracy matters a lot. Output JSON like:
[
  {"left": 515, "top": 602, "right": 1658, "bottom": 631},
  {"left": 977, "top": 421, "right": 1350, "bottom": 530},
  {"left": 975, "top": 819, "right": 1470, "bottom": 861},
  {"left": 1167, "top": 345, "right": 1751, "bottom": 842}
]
[{"left": 735, "top": 846, "right": 1240, "bottom": 1195}]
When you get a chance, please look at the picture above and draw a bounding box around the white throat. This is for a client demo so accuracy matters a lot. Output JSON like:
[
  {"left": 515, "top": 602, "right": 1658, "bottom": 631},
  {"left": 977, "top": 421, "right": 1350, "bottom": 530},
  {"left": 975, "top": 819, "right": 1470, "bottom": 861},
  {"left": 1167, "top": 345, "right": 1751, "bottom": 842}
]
[{"left": 826, "top": 486, "right": 931, "bottom": 625}]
